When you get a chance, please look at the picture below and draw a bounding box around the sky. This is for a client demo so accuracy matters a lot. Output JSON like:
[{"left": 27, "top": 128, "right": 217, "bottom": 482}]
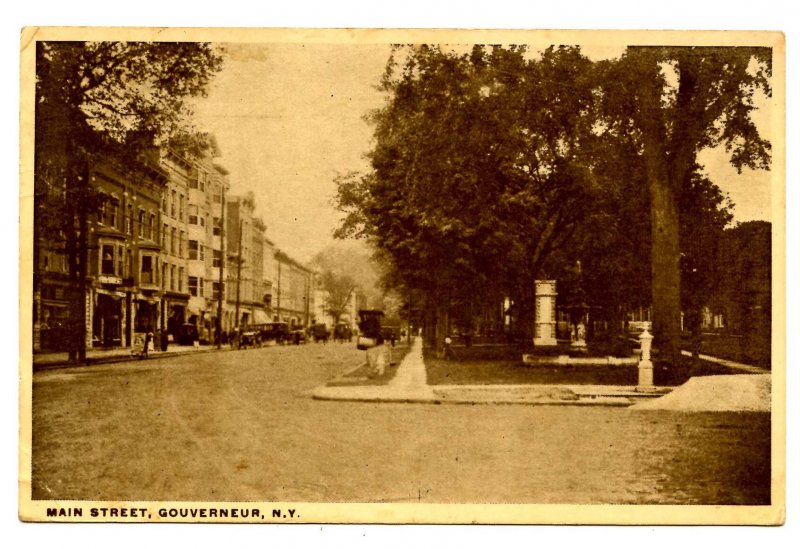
[
  {"left": 193, "top": 43, "right": 392, "bottom": 263},
  {"left": 192, "top": 41, "right": 774, "bottom": 265}
]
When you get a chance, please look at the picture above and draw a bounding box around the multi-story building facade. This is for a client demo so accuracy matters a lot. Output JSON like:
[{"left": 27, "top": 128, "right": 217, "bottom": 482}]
[
  {"left": 159, "top": 149, "right": 231, "bottom": 344},
  {"left": 225, "top": 193, "right": 269, "bottom": 329},
  {"left": 185, "top": 159, "right": 230, "bottom": 343},
  {"left": 271, "top": 250, "right": 315, "bottom": 329},
  {"left": 33, "top": 152, "right": 168, "bottom": 352},
  {"left": 159, "top": 150, "right": 191, "bottom": 342}
]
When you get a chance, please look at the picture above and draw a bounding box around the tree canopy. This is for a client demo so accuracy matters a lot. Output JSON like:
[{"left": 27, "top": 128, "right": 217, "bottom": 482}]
[
  {"left": 597, "top": 46, "right": 771, "bottom": 369},
  {"left": 335, "top": 44, "right": 768, "bottom": 362}
]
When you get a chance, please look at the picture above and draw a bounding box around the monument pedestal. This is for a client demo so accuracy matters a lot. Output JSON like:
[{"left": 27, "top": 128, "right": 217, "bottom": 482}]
[
  {"left": 533, "top": 280, "right": 558, "bottom": 347},
  {"left": 636, "top": 328, "right": 656, "bottom": 392}
]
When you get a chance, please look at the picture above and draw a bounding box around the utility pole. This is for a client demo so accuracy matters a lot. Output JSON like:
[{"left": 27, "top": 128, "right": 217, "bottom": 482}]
[
  {"left": 276, "top": 257, "right": 281, "bottom": 322},
  {"left": 234, "top": 218, "right": 243, "bottom": 334},
  {"left": 304, "top": 272, "right": 311, "bottom": 328},
  {"left": 216, "top": 188, "right": 225, "bottom": 349}
]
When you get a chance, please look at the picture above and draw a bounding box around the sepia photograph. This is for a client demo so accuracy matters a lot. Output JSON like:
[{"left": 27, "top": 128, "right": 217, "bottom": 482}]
[{"left": 18, "top": 26, "right": 785, "bottom": 525}]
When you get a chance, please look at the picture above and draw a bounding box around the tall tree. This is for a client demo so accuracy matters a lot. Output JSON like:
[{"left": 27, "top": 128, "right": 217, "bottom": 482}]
[
  {"left": 35, "top": 41, "right": 223, "bottom": 361},
  {"left": 316, "top": 270, "right": 357, "bottom": 325},
  {"left": 598, "top": 46, "right": 771, "bottom": 371},
  {"left": 336, "top": 45, "right": 603, "bottom": 348}
]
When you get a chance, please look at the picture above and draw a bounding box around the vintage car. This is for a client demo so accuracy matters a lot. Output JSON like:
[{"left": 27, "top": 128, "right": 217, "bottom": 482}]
[{"left": 259, "top": 322, "right": 290, "bottom": 344}]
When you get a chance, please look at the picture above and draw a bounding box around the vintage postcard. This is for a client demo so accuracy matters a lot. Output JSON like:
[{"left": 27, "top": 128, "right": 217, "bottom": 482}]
[{"left": 19, "top": 27, "right": 785, "bottom": 524}]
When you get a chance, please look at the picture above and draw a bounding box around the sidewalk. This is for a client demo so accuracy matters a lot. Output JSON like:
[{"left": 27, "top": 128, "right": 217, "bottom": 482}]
[
  {"left": 680, "top": 350, "right": 769, "bottom": 374},
  {"left": 311, "top": 338, "right": 671, "bottom": 406},
  {"left": 31, "top": 343, "right": 234, "bottom": 370}
]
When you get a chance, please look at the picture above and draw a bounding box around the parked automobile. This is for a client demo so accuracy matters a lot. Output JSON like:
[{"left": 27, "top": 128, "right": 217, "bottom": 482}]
[
  {"left": 238, "top": 329, "right": 261, "bottom": 348},
  {"left": 290, "top": 328, "right": 307, "bottom": 345},
  {"left": 357, "top": 309, "right": 384, "bottom": 350},
  {"left": 247, "top": 322, "right": 290, "bottom": 344},
  {"left": 311, "top": 323, "right": 330, "bottom": 342}
]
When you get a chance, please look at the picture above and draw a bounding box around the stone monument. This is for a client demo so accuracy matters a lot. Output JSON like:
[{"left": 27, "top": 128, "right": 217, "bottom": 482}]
[
  {"left": 571, "top": 320, "right": 587, "bottom": 350},
  {"left": 637, "top": 326, "right": 655, "bottom": 391},
  {"left": 533, "top": 280, "right": 558, "bottom": 347}
]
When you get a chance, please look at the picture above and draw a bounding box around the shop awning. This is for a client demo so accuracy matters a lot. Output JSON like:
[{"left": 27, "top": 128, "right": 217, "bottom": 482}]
[{"left": 252, "top": 309, "right": 270, "bottom": 324}]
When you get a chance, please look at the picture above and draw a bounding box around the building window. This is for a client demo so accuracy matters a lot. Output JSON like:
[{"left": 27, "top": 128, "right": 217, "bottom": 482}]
[
  {"left": 213, "top": 190, "right": 222, "bottom": 204},
  {"left": 141, "top": 254, "right": 154, "bottom": 284},
  {"left": 161, "top": 263, "right": 167, "bottom": 289},
  {"left": 126, "top": 204, "right": 133, "bottom": 234},
  {"left": 179, "top": 194, "right": 184, "bottom": 222},
  {"left": 213, "top": 217, "right": 221, "bottom": 236},
  {"left": 189, "top": 240, "right": 199, "bottom": 260},
  {"left": 138, "top": 209, "right": 145, "bottom": 238},
  {"left": 188, "top": 205, "right": 198, "bottom": 225},
  {"left": 213, "top": 282, "right": 221, "bottom": 300},
  {"left": 117, "top": 245, "right": 124, "bottom": 275},
  {"left": 162, "top": 223, "right": 168, "bottom": 249},
  {"left": 107, "top": 198, "right": 118, "bottom": 228},
  {"left": 200, "top": 214, "right": 206, "bottom": 228},
  {"left": 178, "top": 231, "right": 184, "bottom": 258},
  {"left": 170, "top": 265, "right": 175, "bottom": 291},
  {"left": 213, "top": 249, "right": 222, "bottom": 268},
  {"left": 171, "top": 228, "right": 177, "bottom": 256},
  {"left": 189, "top": 276, "right": 198, "bottom": 296},
  {"left": 101, "top": 244, "right": 115, "bottom": 275},
  {"left": 178, "top": 267, "right": 184, "bottom": 292},
  {"left": 199, "top": 243, "right": 205, "bottom": 261},
  {"left": 199, "top": 277, "right": 204, "bottom": 297},
  {"left": 149, "top": 213, "right": 155, "bottom": 241}
]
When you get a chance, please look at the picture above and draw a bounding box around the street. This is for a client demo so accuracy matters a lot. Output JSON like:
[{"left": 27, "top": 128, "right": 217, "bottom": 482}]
[{"left": 31, "top": 343, "right": 770, "bottom": 505}]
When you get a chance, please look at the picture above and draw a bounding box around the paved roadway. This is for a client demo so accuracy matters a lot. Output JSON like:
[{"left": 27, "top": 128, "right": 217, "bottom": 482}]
[{"left": 31, "top": 343, "right": 770, "bottom": 504}]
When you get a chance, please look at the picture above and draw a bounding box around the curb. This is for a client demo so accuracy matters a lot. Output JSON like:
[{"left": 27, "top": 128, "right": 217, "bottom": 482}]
[
  {"left": 31, "top": 345, "right": 236, "bottom": 371},
  {"left": 310, "top": 389, "right": 637, "bottom": 407},
  {"left": 310, "top": 383, "right": 670, "bottom": 407}
]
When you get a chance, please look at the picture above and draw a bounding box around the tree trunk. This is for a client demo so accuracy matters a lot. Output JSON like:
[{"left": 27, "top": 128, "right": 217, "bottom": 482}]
[
  {"left": 638, "top": 63, "right": 684, "bottom": 377},
  {"left": 77, "top": 169, "right": 89, "bottom": 364},
  {"left": 690, "top": 307, "right": 703, "bottom": 372},
  {"left": 434, "top": 300, "right": 448, "bottom": 357},
  {"left": 649, "top": 173, "right": 683, "bottom": 372},
  {"left": 65, "top": 211, "right": 79, "bottom": 363}
]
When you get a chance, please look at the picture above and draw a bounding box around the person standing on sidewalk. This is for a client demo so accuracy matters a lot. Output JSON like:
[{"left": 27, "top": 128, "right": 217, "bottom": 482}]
[{"left": 142, "top": 332, "right": 151, "bottom": 359}]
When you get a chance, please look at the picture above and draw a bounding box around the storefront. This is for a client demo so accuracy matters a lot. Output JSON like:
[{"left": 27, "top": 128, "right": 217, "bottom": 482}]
[
  {"left": 134, "top": 295, "right": 159, "bottom": 333},
  {"left": 162, "top": 292, "right": 189, "bottom": 342},
  {"left": 93, "top": 289, "right": 125, "bottom": 348},
  {"left": 37, "top": 280, "right": 71, "bottom": 352}
]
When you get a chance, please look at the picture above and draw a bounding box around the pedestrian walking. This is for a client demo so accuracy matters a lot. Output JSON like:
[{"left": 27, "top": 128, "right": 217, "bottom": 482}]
[{"left": 443, "top": 336, "right": 456, "bottom": 360}]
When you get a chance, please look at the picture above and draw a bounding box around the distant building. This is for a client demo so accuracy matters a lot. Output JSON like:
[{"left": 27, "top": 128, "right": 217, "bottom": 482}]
[
  {"left": 225, "top": 193, "right": 270, "bottom": 328},
  {"left": 270, "top": 250, "right": 315, "bottom": 329}
]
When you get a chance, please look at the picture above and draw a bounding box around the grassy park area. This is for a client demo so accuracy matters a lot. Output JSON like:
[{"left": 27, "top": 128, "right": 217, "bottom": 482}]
[{"left": 424, "top": 344, "right": 747, "bottom": 387}]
